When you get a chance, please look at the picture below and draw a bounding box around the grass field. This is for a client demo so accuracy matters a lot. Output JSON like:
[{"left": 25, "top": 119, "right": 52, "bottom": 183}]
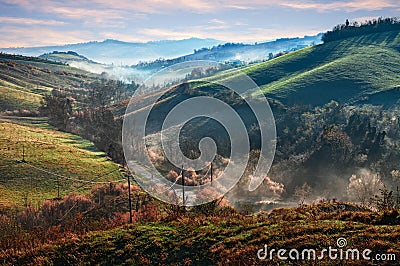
[{"left": 0, "top": 118, "right": 123, "bottom": 209}]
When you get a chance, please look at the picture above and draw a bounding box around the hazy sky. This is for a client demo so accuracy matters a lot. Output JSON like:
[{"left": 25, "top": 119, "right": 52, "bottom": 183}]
[{"left": 0, "top": 0, "right": 399, "bottom": 47}]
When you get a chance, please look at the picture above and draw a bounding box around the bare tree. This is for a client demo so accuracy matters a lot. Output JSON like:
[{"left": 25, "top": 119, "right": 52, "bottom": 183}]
[
  {"left": 347, "top": 170, "right": 384, "bottom": 205},
  {"left": 294, "top": 182, "right": 312, "bottom": 207}
]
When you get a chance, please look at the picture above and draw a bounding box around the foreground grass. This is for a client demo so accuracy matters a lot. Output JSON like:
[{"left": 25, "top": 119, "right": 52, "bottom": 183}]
[
  {"left": 2, "top": 208, "right": 399, "bottom": 266},
  {"left": 0, "top": 120, "right": 123, "bottom": 209}
]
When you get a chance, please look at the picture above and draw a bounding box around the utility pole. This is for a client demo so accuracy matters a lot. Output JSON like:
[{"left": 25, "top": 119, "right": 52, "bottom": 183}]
[
  {"left": 127, "top": 174, "right": 133, "bottom": 224},
  {"left": 98, "top": 188, "right": 101, "bottom": 205},
  {"left": 22, "top": 143, "right": 26, "bottom": 163},
  {"left": 210, "top": 161, "right": 213, "bottom": 185},
  {"left": 57, "top": 178, "right": 60, "bottom": 199},
  {"left": 182, "top": 165, "right": 185, "bottom": 211}
]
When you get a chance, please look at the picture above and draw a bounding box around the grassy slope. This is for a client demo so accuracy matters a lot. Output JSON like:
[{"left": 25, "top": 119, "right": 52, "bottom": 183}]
[
  {"left": 41, "top": 53, "right": 85, "bottom": 61},
  {"left": 0, "top": 118, "right": 123, "bottom": 209},
  {"left": 4, "top": 206, "right": 399, "bottom": 265},
  {"left": 0, "top": 54, "right": 96, "bottom": 111},
  {"left": 198, "top": 30, "right": 400, "bottom": 106}
]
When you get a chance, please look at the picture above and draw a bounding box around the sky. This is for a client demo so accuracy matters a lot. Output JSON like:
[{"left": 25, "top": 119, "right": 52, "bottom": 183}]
[{"left": 0, "top": 0, "right": 399, "bottom": 47}]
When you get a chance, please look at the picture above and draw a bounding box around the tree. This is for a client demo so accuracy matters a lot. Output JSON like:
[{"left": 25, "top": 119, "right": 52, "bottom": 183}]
[
  {"left": 40, "top": 90, "right": 73, "bottom": 131},
  {"left": 294, "top": 182, "right": 312, "bottom": 207},
  {"left": 347, "top": 170, "right": 384, "bottom": 205},
  {"left": 268, "top": 53, "right": 274, "bottom": 60},
  {"left": 371, "top": 187, "right": 395, "bottom": 211}
]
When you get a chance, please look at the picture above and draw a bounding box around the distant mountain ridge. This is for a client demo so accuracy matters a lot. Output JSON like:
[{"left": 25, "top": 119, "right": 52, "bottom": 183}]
[
  {"left": 132, "top": 34, "right": 323, "bottom": 71},
  {"left": 0, "top": 38, "right": 224, "bottom": 65},
  {"left": 0, "top": 35, "right": 322, "bottom": 67}
]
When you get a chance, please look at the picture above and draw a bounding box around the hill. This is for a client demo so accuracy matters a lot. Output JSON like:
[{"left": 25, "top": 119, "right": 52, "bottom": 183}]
[
  {"left": 0, "top": 53, "right": 98, "bottom": 112},
  {"left": 39, "top": 51, "right": 94, "bottom": 64},
  {"left": 198, "top": 30, "right": 400, "bottom": 106},
  {"left": 130, "top": 34, "right": 322, "bottom": 72},
  {"left": 0, "top": 117, "right": 123, "bottom": 209},
  {"left": 0, "top": 38, "right": 224, "bottom": 65}
]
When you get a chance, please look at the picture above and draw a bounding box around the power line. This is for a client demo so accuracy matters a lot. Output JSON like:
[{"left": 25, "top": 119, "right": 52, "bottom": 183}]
[
  {"left": 22, "top": 162, "right": 125, "bottom": 184},
  {"left": 73, "top": 168, "right": 124, "bottom": 190}
]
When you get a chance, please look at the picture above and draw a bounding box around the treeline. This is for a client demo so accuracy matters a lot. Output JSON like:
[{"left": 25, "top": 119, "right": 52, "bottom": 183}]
[
  {"left": 322, "top": 17, "right": 400, "bottom": 43},
  {"left": 0, "top": 52, "right": 64, "bottom": 65}
]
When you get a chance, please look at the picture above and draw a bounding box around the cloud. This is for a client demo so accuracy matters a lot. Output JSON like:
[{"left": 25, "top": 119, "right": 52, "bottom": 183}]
[
  {"left": 350, "top": 16, "right": 382, "bottom": 23},
  {"left": 225, "top": 4, "right": 253, "bottom": 10},
  {"left": 0, "top": 16, "right": 65, "bottom": 25},
  {"left": 138, "top": 28, "right": 200, "bottom": 40},
  {"left": 5, "top": 0, "right": 399, "bottom": 17},
  {"left": 91, "top": 0, "right": 216, "bottom": 14},
  {"left": 209, "top": 19, "right": 225, "bottom": 25},
  {"left": 47, "top": 6, "right": 124, "bottom": 21},
  {"left": 206, "top": 19, "right": 229, "bottom": 30},
  {"left": 119, "top": 0, "right": 399, "bottom": 13},
  {"left": 279, "top": 0, "right": 398, "bottom": 12},
  {"left": 0, "top": 27, "right": 96, "bottom": 47},
  {"left": 1, "top": 0, "right": 36, "bottom": 10}
]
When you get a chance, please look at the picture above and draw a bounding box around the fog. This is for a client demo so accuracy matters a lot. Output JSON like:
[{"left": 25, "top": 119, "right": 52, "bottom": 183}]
[{"left": 69, "top": 61, "right": 151, "bottom": 83}]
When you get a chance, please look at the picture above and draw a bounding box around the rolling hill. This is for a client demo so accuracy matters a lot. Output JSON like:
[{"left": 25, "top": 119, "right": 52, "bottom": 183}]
[
  {"left": 120, "top": 29, "right": 400, "bottom": 129},
  {"left": 259, "top": 31, "right": 400, "bottom": 106},
  {"left": 130, "top": 34, "right": 322, "bottom": 71},
  {"left": 197, "top": 30, "right": 400, "bottom": 107},
  {"left": 0, "top": 53, "right": 98, "bottom": 112},
  {"left": 38, "top": 51, "right": 95, "bottom": 64}
]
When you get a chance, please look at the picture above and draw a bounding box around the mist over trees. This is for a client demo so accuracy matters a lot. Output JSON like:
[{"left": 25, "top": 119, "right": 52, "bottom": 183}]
[{"left": 266, "top": 101, "right": 400, "bottom": 203}]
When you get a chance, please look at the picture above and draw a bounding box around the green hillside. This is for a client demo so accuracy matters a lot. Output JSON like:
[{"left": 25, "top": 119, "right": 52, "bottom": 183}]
[
  {"left": 38, "top": 51, "right": 101, "bottom": 67},
  {"left": 198, "top": 30, "right": 400, "bottom": 106},
  {"left": 0, "top": 53, "right": 97, "bottom": 112},
  {"left": 39, "top": 51, "right": 90, "bottom": 62},
  {"left": 0, "top": 118, "right": 123, "bottom": 209}
]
